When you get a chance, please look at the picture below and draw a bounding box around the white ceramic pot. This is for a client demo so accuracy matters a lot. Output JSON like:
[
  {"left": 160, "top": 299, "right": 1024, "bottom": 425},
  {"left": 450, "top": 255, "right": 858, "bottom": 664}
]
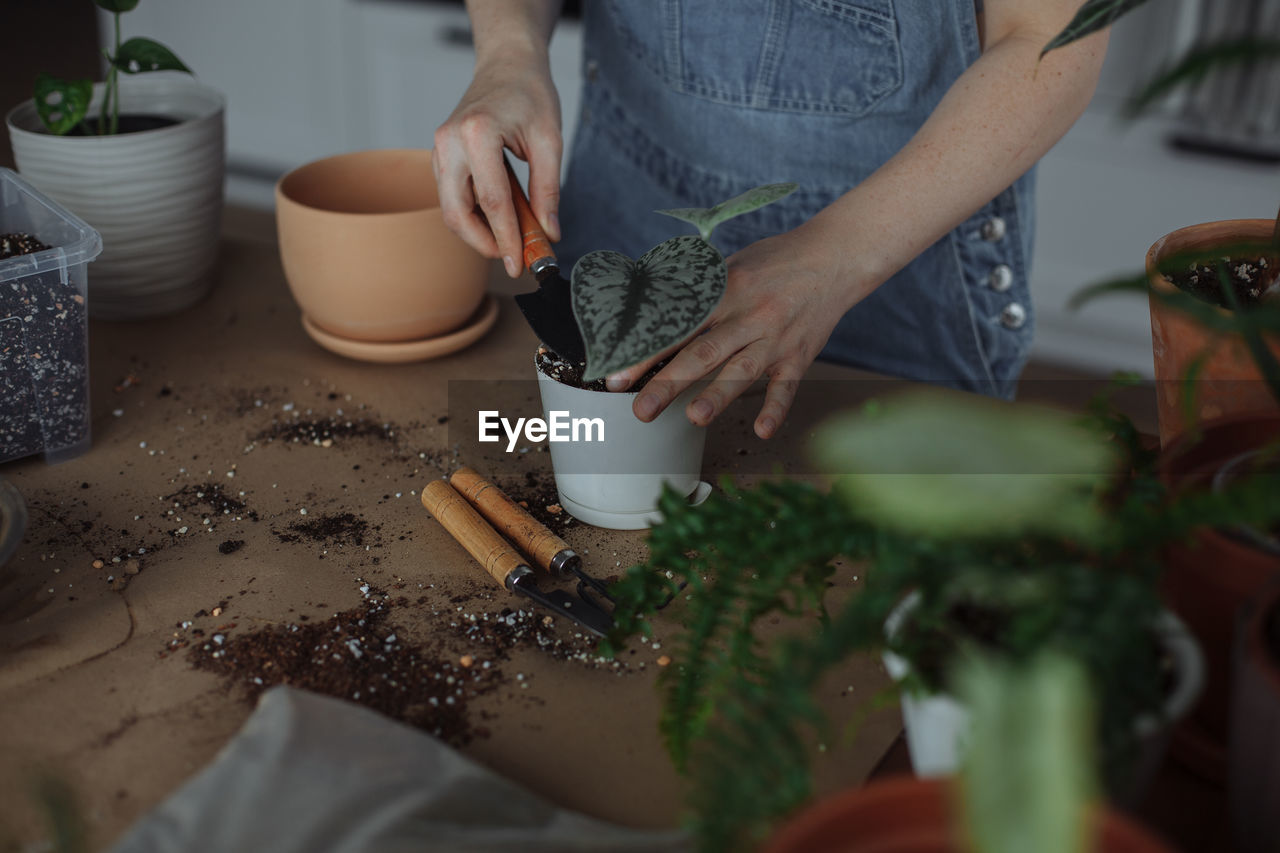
[
  {"left": 6, "top": 73, "right": 225, "bottom": 320},
  {"left": 535, "top": 358, "right": 712, "bottom": 529},
  {"left": 882, "top": 592, "right": 1205, "bottom": 794}
]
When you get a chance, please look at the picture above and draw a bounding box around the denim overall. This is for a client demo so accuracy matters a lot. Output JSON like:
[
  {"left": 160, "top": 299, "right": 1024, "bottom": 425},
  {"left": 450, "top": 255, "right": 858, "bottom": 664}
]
[{"left": 556, "top": 0, "right": 1036, "bottom": 399}]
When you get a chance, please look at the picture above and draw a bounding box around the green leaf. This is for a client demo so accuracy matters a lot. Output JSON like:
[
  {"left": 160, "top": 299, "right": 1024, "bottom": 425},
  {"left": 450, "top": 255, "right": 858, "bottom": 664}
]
[
  {"left": 956, "top": 654, "right": 1098, "bottom": 853},
  {"left": 32, "top": 73, "right": 93, "bottom": 135},
  {"left": 572, "top": 235, "right": 725, "bottom": 381},
  {"left": 1041, "top": 0, "right": 1153, "bottom": 57},
  {"left": 656, "top": 182, "right": 797, "bottom": 243},
  {"left": 95, "top": 0, "right": 139, "bottom": 11},
  {"left": 1127, "top": 38, "right": 1280, "bottom": 116},
  {"left": 812, "top": 389, "right": 1119, "bottom": 541},
  {"left": 114, "top": 38, "right": 192, "bottom": 74}
]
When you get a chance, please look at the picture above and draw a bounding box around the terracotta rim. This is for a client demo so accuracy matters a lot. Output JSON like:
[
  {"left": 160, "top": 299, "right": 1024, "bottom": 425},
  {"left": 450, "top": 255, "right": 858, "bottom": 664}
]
[
  {"left": 276, "top": 148, "right": 441, "bottom": 216},
  {"left": 1145, "top": 218, "right": 1275, "bottom": 305}
]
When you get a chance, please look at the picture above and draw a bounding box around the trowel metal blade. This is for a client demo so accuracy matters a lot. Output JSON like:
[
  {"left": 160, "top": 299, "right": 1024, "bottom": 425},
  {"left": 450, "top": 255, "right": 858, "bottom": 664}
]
[{"left": 515, "top": 272, "right": 586, "bottom": 364}]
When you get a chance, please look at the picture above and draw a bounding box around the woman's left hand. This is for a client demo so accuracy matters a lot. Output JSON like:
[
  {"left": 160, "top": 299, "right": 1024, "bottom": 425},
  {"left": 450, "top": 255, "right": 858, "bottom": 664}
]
[{"left": 605, "top": 224, "right": 864, "bottom": 439}]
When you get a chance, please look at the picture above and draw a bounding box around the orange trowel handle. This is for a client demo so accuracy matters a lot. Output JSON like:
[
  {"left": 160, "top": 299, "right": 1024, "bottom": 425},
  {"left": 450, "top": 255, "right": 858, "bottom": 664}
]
[{"left": 503, "top": 157, "right": 557, "bottom": 275}]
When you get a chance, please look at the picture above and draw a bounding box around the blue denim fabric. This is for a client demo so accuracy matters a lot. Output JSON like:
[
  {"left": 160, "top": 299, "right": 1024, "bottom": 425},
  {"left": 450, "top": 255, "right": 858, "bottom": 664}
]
[{"left": 557, "top": 0, "right": 1036, "bottom": 399}]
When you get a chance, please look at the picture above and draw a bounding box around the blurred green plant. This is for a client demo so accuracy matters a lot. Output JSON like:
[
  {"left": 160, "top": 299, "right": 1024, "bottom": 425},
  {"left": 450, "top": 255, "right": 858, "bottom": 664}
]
[
  {"left": 607, "top": 386, "right": 1280, "bottom": 853},
  {"left": 34, "top": 0, "right": 192, "bottom": 136}
]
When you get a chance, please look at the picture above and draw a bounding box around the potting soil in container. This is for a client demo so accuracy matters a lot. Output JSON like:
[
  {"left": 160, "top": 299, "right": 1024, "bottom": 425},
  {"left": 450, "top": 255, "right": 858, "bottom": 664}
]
[{"left": 0, "top": 168, "right": 102, "bottom": 464}]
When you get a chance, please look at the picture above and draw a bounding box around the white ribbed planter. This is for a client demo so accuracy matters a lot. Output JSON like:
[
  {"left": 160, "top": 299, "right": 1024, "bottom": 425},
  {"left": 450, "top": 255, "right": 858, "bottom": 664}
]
[{"left": 6, "top": 74, "right": 225, "bottom": 320}]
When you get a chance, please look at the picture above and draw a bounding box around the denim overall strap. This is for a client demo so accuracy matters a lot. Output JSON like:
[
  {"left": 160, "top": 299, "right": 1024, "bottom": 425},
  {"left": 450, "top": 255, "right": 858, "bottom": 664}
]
[{"left": 558, "top": 0, "right": 1036, "bottom": 398}]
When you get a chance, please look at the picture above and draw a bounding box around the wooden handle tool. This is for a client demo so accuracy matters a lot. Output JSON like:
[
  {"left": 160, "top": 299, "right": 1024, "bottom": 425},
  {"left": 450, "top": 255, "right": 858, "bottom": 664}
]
[
  {"left": 449, "top": 466, "right": 578, "bottom": 577},
  {"left": 503, "top": 157, "right": 558, "bottom": 278},
  {"left": 421, "top": 479, "right": 532, "bottom": 590}
]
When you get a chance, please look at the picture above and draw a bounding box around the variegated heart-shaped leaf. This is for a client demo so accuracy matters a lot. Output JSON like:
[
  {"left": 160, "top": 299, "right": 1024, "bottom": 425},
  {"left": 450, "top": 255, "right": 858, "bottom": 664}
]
[
  {"left": 572, "top": 235, "right": 725, "bottom": 381},
  {"left": 656, "top": 182, "right": 797, "bottom": 242}
]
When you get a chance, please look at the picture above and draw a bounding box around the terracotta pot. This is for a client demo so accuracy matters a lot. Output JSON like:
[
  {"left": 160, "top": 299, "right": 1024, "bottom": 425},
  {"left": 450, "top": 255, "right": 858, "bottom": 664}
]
[
  {"left": 275, "top": 149, "right": 488, "bottom": 346},
  {"left": 1229, "top": 584, "right": 1280, "bottom": 853},
  {"left": 1158, "top": 413, "right": 1280, "bottom": 781},
  {"left": 760, "top": 777, "right": 1172, "bottom": 853},
  {"left": 1147, "top": 219, "right": 1280, "bottom": 447}
]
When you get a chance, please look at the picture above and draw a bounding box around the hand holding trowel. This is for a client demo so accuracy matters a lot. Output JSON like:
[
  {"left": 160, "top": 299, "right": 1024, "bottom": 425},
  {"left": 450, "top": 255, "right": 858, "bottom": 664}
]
[{"left": 503, "top": 157, "right": 586, "bottom": 363}]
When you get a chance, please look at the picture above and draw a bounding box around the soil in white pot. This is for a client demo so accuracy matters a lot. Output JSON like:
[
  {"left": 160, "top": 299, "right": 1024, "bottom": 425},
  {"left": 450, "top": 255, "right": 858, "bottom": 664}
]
[
  {"left": 65, "top": 114, "right": 180, "bottom": 136},
  {"left": 535, "top": 346, "right": 669, "bottom": 392}
]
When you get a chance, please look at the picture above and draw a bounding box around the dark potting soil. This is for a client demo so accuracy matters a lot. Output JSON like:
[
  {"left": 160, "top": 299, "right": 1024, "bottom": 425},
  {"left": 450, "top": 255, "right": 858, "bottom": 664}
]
[
  {"left": 0, "top": 232, "right": 50, "bottom": 259},
  {"left": 535, "top": 346, "right": 669, "bottom": 393},
  {"left": 275, "top": 511, "right": 373, "bottom": 548},
  {"left": 66, "top": 114, "right": 180, "bottom": 136},
  {"left": 0, "top": 232, "right": 90, "bottom": 463},
  {"left": 1168, "top": 255, "right": 1280, "bottom": 309},
  {"left": 188, "top": 586, "right": 484, "bottom": 746}
]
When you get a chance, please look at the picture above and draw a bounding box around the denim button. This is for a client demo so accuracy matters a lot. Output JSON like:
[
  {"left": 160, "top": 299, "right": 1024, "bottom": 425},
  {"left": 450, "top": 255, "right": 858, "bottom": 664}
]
[
  {"left": 989, "top": 264, "right": 1013, "bottom": 292},
  {"left": 1000, "top": 302, "right": 1026, "bottom": 330},
  {"left": 586, "top": 60, "right": 599, "bottom": 82},
  {"left": 980, "top": 216, "right": 1006, "bottom": 242}
]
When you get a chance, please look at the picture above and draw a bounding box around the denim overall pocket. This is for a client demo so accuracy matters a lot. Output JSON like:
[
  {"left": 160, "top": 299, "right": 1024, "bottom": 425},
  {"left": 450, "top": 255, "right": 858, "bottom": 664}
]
[{"left": 606, "top": 0, "right": 903, "bottom": 116}]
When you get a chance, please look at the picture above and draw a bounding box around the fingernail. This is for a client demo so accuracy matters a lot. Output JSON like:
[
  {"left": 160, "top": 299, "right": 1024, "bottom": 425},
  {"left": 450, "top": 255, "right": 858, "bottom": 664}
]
[
  {"left": 690, "top": 398, "right": 713, "bottom": 423},
  {"left": 606, "top": 373, "right": 628, "bottom": 392},
  {"left": 636, "top": 394, "right": 659, "bottom": 420},
  {"left": 759, "top": 417, "right": 776, "bottom": 437},
  {"left": 503, "top": 256, "right": 518, "bottom": 277}
]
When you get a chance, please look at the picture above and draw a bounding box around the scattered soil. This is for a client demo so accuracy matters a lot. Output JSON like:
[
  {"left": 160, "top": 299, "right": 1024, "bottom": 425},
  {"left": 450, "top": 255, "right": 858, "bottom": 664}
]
[
  {"left": 188, "top": 584, "right": 485, "bottom": 745},
  {"left": 218, "top": 539, "right": 245, "bottom": 555},
  {"left": 536, "top": 346, "right": 668, "bottom": 393},
  {"left": 0, "top": 232, "right": 89, "bottom": 462},
  {"left": 497, "top": 470, "right": 576, "bottom": 534},
  {"left": 275, "top": 512, "right": 373, "bottom": 548},
  {"left": 1168, "top": 254, "right": 1280, "bottom": 309},
  {"left": 252, "top": 416, "right": 400, "bottom": 447},
  {"left": 166, "top": 483, "right": 260, "bottom": 522}
]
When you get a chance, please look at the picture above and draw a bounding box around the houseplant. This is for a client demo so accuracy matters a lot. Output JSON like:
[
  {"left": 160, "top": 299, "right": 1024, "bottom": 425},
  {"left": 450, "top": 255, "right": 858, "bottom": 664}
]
[
  {"left": 534, "top": 182, "right": 794, "bottom": 529},
  {"left": 604, "top": 385, "right": 1280, "bottom": 852},
  {"left": 763, "top": 654, "right": 1174, "bottom": 853},
  {"left": 5, "top": 0, "right": 225, "bottom": 321}
]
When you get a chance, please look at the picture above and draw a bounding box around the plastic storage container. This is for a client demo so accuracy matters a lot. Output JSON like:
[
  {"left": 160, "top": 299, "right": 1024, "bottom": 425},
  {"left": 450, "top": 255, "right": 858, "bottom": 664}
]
[{"left": 0, "top": 167, "right": 102, "bottom": 464}]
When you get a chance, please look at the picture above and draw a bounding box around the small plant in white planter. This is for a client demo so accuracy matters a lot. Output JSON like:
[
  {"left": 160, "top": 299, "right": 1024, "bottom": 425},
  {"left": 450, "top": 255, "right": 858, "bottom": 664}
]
[
  {"left": 5, "top": 0, "right": 225, "bottom": 320},
  {"left": 534, "top": 182, "right": 795, "bottom": 530}
]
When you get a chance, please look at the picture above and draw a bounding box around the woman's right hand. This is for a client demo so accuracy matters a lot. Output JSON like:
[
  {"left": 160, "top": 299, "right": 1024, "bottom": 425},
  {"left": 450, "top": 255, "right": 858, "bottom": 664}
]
[{"left": 433, "top": 52, "right": 563, "bottom": 279}]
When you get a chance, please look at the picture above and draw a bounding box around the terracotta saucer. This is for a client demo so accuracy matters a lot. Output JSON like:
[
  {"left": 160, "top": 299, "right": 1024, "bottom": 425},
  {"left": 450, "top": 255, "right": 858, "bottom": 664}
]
[{"left": 300, "top": 295, "right": 499, "bottom": 364}]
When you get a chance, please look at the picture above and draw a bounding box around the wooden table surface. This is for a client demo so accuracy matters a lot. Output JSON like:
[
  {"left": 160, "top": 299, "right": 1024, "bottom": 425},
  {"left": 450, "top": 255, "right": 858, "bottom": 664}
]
[{"left": 0, "top": 213, "right": 909, "bottom": 850}]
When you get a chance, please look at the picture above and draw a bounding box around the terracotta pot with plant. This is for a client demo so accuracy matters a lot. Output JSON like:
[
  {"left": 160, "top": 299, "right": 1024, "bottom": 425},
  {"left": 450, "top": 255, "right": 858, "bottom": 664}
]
[
  {"left": 764, "top": 656, "right": 1173, "bottom": 853},
  {"left": 5, "top": 0, "right": 225, "bottom": 321}
]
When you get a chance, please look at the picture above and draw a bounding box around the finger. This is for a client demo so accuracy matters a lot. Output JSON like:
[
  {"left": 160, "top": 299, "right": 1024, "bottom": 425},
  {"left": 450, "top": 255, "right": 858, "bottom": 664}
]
[
  {"left": 525, "top": 128, "right": 563, "bottom": 242},
  {"left": 632, "top": 326, "right": 750, "bottom": 423},
  {"left": 468, "top": 141, "right": 524, "bottom": 278},
  {"left": 432, "top": 136, "right": 500, "bottom": 258},
  {"left": 607, "top": 310, "right": 725, "bottom": 392},
  {"left": 685, "top": 343, "right": 770, "bottom": 427},
  {"left": 754, "top": 365, "right": 802, "bottom": 440}
]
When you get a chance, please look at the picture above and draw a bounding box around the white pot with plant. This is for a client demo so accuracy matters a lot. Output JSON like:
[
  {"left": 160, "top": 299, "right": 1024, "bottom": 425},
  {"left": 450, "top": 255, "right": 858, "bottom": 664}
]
[
  {"left": 523, "top": 181, "right": 795, "bottom": 529},
  {"left": 5, "top": 0, "right": 225, "bottom": 321},
  {"left": 882, "top": 590, "right": 1205, "bottom": 794}
]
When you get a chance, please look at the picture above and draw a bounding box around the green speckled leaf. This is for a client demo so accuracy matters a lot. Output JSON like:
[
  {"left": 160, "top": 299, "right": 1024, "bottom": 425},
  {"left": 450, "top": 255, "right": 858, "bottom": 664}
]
[
  {"left": 811, "top": 389, "right": 1119, "bottom": 542},
  {"left": 115, "top": 38, "right": 193, "bottom": 74},
  {"left": 572, "top": 235, "right": 725, "bottom": 381},
  {"left": 657, "top": 182, "right": 797, "bottom": 242},
  {"left": 33, "top": 73, "right": 93, "bottom": 135}
]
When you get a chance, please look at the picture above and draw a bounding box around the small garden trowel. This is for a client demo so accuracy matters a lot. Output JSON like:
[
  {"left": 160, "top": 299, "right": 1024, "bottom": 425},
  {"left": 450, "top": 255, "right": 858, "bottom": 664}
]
[{"left": 503, "top": 159, "right": 586, "bottom": 363}]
